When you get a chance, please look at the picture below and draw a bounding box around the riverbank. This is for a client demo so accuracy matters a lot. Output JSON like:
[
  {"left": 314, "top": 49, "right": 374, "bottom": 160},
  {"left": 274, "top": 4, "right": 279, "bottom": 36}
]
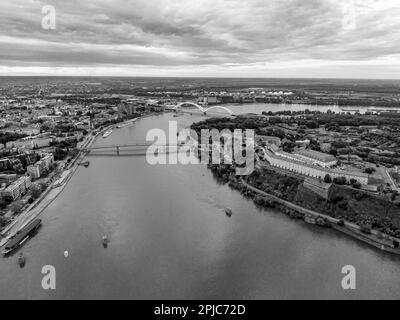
[
  {"left": 0, "top": 137, "right": 92, "bottom": 248},
  {"left": 0, "top": 116, "right": 142, "bottom": 249},
  {"left": 207, "top": 160, "right": 400, "bottom": 256},
  {"left": 236, "top": 177, "right": 400, "bottom": 256},
  {"left": 2, "top": 109, "right": 400, "bottom": 299}
]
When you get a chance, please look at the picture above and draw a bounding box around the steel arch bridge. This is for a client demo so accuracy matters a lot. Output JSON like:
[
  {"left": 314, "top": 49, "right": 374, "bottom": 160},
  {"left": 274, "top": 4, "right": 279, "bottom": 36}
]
[{"left": 173, "top": 102, "right": 235, "bottom": 116}]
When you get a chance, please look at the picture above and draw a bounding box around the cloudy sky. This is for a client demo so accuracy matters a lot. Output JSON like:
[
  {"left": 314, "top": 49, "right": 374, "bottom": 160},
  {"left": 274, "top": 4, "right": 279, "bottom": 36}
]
[{"left": 0, "top": 0, "right": 400, "bottom": 78}]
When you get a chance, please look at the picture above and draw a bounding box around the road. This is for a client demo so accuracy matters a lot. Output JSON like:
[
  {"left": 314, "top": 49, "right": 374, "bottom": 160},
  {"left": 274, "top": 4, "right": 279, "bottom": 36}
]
[
  {"left": 386, "top": 169, "right": 400, "bottom": 192},
  {"left": 240, "top": 178, "right": 364, "bottom": 230},
  {"left": 0, "top": 129, "right": 96, "bottom": 248},
  {"left": 241, "top": 177, "right": 400, "bottom": 244},
  {"left": 0, "top": 117, "right": 141, "bottom": 249}
]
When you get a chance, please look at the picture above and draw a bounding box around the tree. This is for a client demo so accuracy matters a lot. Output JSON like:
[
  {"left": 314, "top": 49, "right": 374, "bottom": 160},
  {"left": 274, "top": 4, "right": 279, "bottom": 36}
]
[
  {"left": 0, "top": 196, "right": 11, "bottom": 209},
  {"left": 391, "top": 191, "right": 399, "bottom": 202},
  {"left": 329, "top": 148, "right": 338, "bottom": 156},
  {"left": 0, "top": 216, "right": 9, "bottom": 228},
  {"left": 353, "top": 182, "right": 362, "bottom": 189},
  {"left": 9, "top": 201, "right": 24, "bottom": 216},
  {"left": 338, "top": 200, "right": 348, "bottom": 210},
  {"left": 364, "top": 167, "right": 376, "bottom": 174},
  {"left": 337, "top": 219, "right": 345, "bottom": 227},
  {"left": 324, "top": 174, "right": 332, "bottom": 183},
  {"left": 307, "top": 120, "right": 319, "bottom": 129},
  {"left": 350, "top": 179, "right": 357, "bottom": 185},
  {"left": 391, "top": 172, "right": 400, "bottom": 183},
  {"left": 39, "top": 182, "right": 48, "bottom": 192},
  {"left": 333, "top": 176, "right": 347, "bottom": 185},
  {"left": 31, "top": 184, "right": 43, "bottom": 200},
  {"left": 360, "top": 223, "right": 372, "bottom": 235},
  {"left": 254, "top": 195, "right": 265, "bottom": 206}
]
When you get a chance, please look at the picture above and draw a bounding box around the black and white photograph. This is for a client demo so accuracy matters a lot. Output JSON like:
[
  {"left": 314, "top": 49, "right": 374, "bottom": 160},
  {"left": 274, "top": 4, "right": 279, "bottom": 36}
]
[{"left": 0, "top": 0, "right": 400, "bottom": 304}]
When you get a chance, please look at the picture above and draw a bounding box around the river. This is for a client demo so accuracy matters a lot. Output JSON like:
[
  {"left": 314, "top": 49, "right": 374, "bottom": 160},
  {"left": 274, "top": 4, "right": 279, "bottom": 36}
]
[{"left": 0, "top": 104, "right": 399, "bottom": 299}]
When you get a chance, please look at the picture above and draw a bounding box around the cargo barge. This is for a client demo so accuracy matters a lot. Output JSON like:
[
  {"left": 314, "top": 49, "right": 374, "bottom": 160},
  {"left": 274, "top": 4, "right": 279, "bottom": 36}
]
[{"left": 2, "top": 219, "right": 42, "bottom": 256}]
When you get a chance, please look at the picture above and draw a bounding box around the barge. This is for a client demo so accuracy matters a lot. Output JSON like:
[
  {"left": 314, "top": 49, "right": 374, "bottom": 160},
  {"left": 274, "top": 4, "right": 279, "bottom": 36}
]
[{"left": 2, "top": 219, "right": 42, "bottom": 256}]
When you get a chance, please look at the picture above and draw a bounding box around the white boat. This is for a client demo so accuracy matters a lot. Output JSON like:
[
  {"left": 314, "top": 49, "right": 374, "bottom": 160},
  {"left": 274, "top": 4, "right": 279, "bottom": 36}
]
[
  {"left": 117, "top": 119, "right": 138, "bottom": 129},
  {"left": 103, "top": 130, "right": 112, "bottom": 138}
]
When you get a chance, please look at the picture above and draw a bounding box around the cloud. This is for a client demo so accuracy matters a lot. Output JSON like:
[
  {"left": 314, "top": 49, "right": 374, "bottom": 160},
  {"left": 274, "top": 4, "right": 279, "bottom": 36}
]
[{"left": 0, "top": 0, "right": 399, "bottom": 77}]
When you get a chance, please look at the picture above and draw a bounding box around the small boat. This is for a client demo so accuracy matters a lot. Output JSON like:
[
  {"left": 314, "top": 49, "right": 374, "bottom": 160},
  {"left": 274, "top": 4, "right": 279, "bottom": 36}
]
[
  {"left": 102, "top": 235, "right": 108, "bottom": 248},
  {"left": 316, "top": 217, "right": 332, "bottom": 228},
  {"left": 102, "top": 130, "right": 112, "bottom": 138},
  {"left": 18, "top": 253, "right": 26, "bottom": 268},
  {"left": 117, "top": 119, "right": 137, "bottom": 128},
  {"left": 341, "top": 107, "right": 361, "bottom": 112},
  {"left": 225, "top": 208, "right": 233, "bottom": 217},
  {"left": 304, "top": 214, "right": 317, "bottom": 225},
  {"left": 79, "top": 161, "right": 90, "bottom": 167},
  {"left": 2, "top": 219, "right": 42, "bottom": 256}
]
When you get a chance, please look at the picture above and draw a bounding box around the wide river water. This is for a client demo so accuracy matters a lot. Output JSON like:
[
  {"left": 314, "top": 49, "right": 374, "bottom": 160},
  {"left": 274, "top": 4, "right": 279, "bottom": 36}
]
[{"left": 0, "top": 103, "right": 399, "bottom": 299}]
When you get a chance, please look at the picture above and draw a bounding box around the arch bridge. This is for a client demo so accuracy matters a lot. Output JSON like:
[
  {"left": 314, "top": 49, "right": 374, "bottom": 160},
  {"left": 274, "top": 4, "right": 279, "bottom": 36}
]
[{"left": 170, "top": 102, "right": 235, "bottom": 117}]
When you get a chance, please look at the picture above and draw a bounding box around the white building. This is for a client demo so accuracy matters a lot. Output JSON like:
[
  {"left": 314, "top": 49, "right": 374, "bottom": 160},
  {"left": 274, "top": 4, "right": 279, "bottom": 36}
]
[
  {"left": 26, "top": 153, "right": 54, "bottom": 179},
  {"left": 40, "top": 153, "right": 54, "bottom": 169},
  {"left": 198, "top": 96, "right": 219, "bottom": 105},
  {"left": 6, "top": 137, "right": 52, "bottom": 149},
  {"left": 255, "top": 135, "right": 281, "bottom": 147},
  {"left": 295, "top": 149, "right": 337, "bottom": 168},
  {"left": 27, "top": 165, "right": 41, "bottom": 180},
  {"left": 0, "top": 176, "right": 32, "bottom": 200},
  {"left": 263, "top": 150, "right": 368, "bottom": 185}
]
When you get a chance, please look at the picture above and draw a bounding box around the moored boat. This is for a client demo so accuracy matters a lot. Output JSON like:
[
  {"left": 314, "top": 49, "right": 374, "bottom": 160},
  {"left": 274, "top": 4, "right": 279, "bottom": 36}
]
[
  {"left": 304, "top": 214, "right": 317, "bottom": 225},
  {"left": 102, "top": 130, "right": 112, "bottom": 138},
  {"left": 18, "top": 253, "right": 26, "bottom": 268},
  {"left": 2, "top": 219, "right": 42, "bottom": 256},
  {"left": 225, "top": 208, "right": 233, "bottom": 217},
  {"left": 117, "top": 119, "right": 137, "bottom": 128},
  {"left": 102, "top": 235, "right": 109, "bottom": 248},
  {"left": 79, "top": 161, "right": 90, "bottom": 167}
]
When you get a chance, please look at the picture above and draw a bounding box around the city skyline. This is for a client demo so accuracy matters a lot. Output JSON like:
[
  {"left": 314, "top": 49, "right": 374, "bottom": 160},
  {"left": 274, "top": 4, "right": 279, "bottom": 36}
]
[{"left": 1, "top": 0, "right": 400, "bottom": 78}]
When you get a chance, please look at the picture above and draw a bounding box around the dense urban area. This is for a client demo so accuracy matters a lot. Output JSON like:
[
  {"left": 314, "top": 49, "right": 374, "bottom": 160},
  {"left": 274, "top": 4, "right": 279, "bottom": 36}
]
[{"left": 1, "top": 77, "right": 400, "bottom": 254}]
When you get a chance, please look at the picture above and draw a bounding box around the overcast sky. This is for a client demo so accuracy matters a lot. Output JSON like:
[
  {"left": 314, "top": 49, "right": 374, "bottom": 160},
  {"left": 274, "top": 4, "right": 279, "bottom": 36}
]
[{"left": 0, "top": 0, "right": 399, "bottom": 78}]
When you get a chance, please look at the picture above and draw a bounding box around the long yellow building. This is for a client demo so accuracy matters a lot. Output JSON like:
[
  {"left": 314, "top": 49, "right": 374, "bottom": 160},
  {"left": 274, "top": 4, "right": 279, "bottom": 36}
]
[{"left": 263, "top": 149, "right": 369, "bottom": 185}]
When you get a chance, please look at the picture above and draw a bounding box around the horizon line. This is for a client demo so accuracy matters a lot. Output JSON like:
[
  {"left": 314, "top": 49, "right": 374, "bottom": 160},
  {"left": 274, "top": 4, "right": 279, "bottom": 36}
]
[{"left": 0, "top": 75, "right": 399, "bottom": 81}]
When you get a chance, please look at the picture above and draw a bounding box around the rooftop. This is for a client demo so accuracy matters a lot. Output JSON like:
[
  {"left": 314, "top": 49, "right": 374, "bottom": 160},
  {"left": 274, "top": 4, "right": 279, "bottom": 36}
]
[
  {"left": 266, "top": 150, "right": 368, "bottom": 180},
  {"left": 296, "top": 149, "right": 336, "bottom": 163}
]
